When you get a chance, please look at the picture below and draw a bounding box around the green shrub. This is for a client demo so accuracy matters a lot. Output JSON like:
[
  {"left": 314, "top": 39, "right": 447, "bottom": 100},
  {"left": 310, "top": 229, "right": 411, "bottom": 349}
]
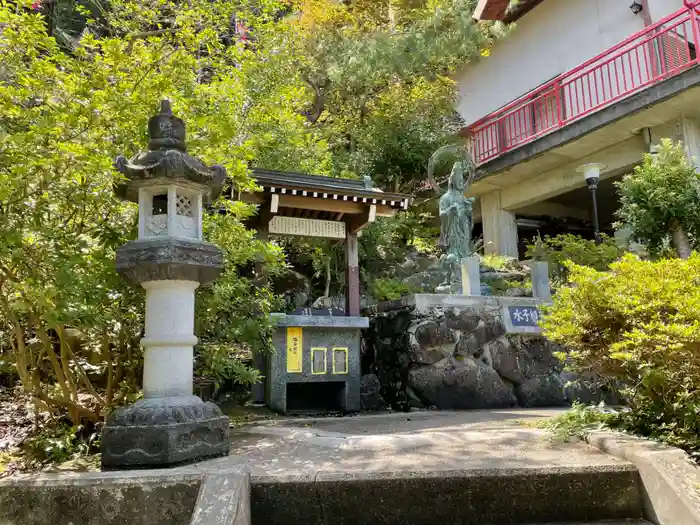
[
  {"left": 526, "top": 233, "right": 625, "bottom": 282},
  {"left": 370, "top": 278, "right": 419, "bottom": 302},
  {"left": 542, "top": 254, "right": 700, "bottom": 458},
  {"left": 194, "top": 343, "right": 261, "bottom": 390},
  {"left": 539, "top": 403, "right": 618, "bottom": 442},
  {"left": 482, "top": 277, "right": 532, "bottom": 296},
  {"left": 479, "top": 253, "right": 515, "bottom": 271},
  {"left": 23, "top": 423, "right": 100, "bottom": 464}
]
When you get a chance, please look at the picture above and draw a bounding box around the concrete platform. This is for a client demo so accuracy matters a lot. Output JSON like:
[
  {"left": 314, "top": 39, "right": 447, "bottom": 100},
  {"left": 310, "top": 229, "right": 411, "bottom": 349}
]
[{"left": 227, "top": 409, "right": 630, "bottom": 478}]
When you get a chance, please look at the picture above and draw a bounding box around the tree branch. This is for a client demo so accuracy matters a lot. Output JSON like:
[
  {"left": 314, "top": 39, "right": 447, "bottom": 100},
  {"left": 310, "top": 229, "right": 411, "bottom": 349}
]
[{"left": 302, "top": 73, "right": 327, "bottom": 124}]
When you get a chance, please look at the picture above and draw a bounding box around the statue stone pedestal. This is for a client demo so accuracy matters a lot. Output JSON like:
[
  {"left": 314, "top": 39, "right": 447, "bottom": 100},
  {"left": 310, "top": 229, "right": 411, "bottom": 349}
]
[{"left": 101, "top": 101, "right": 230, "bottom": 469}]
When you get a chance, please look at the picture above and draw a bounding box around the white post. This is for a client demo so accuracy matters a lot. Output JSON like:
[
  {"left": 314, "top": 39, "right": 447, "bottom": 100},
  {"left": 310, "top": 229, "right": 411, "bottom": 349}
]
[
  {"left": 141, "top": 280, "right": 200, "bottom": 398},
  {"left": 530, "top": 261, "right": 552, "bottom": 301},
  {"left": 460, "top": 256, "right": 481, "bottom": 296},
  {"left": 167, "top": 185, "right": 177, "bottom": 237}
]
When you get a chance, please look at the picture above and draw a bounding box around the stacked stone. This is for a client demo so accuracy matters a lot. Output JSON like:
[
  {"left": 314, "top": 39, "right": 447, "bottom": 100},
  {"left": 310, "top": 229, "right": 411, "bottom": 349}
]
[{"left": 365, "top": 303, "right": 611, "bottom": 411}]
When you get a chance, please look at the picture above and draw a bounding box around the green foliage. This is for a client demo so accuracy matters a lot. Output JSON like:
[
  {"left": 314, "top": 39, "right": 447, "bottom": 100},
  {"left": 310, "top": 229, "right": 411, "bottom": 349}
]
[
  {"left": 0, "top": 0, "right": 502, "bottom": 430},
  {"left": 616, "top": 139, "right": 700, "bottom": 258},
  {"left": 539, "top": 403, "right": 617, "bottom": 442},
  {"left": 542, "top": 254, "right": 700, "bottom": 459},
  {"left": 482, "top": 277, "right": 531, "bottom": 296},
  {"left": 197, "top": 201, "right": 285, "bottom": 364},
  {"left": 194, "top": 343, "right": 261, "bottom": 389},
  {"left": 359, "top": 212, "right": 440, "bottom": 287},
  {"left": 23, "top": 422, "right": 101, "bottom": 464},
  {"left": 370, "top": 278, "right": 419, "bottom": 302},
  {"left": 0, "top": 358, "right": 17, "bottom": 385},
  {"left": 526, "top": 233, "right": 625, "bottom": 282},
  {"left": 479, "top": 254, "right": 513, "bottom": 271}
]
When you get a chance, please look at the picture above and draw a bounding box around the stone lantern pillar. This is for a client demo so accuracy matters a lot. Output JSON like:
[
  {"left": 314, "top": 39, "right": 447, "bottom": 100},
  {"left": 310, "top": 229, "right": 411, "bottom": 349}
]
[{"left": 101, "top": 100, "right": 230, "bottom": 469}]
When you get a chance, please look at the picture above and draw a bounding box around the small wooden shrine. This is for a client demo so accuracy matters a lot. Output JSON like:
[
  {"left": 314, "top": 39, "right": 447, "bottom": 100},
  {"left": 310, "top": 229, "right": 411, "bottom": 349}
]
[
  {"left": 238, "top": 168, "right": 411, "bottom": 316},
  {"left": 234, "top": 168, "right": 411, "bottom": 413}
]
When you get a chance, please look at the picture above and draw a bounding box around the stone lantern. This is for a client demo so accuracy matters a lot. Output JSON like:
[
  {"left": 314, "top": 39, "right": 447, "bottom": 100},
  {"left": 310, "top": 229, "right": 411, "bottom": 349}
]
[{"left": 101, "top": 100, "right": 230, "bottom": 469}]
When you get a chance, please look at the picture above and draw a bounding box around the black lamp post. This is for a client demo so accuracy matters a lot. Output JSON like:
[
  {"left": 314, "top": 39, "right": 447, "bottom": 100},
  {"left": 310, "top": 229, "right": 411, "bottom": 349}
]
[{"left": 577, "top": 163, "right": 607, "bottom": 244}]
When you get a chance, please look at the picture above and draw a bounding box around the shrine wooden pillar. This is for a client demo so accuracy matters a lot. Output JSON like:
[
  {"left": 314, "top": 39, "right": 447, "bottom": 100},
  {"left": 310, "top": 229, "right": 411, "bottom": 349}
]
[{"left": 345, "top": 231, "right": 360, "bottom": 316}]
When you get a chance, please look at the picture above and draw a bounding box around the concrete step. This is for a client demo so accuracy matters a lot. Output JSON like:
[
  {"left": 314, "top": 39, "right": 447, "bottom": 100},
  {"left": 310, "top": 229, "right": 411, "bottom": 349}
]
[{"left": 251, "top": 465, "right": 645, "bottom": 525}]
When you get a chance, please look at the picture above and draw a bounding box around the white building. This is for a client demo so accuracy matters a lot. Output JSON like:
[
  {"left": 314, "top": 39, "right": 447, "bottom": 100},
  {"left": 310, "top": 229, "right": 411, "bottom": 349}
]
[{"left": 459, "top": 0, "right": 700, "bottom": 257}]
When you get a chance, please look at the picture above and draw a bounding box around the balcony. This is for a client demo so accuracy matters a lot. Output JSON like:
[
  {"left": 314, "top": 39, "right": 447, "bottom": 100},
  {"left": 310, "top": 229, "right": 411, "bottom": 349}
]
[{"left": 468, "top": 5, "right": 700, "bottom": 166}]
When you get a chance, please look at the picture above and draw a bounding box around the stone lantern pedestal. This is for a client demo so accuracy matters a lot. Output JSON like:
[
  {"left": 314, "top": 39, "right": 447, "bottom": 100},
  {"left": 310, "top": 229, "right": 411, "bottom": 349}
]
[{"left": 101, "top": 101, "right": 230, "bottom": 469}]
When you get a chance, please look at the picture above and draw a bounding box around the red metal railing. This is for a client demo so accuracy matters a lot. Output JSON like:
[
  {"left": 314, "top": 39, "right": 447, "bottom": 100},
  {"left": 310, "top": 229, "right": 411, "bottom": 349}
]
[{"left": 469, "top": 6, "right": 700, "bottom": 165}]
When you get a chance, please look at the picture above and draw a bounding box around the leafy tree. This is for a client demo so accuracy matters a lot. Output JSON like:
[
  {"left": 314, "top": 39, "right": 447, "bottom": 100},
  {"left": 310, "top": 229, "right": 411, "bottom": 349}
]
[
  {"left": 0, "top": 0, "right": 327, "bottom": 423},
  {"left": 0, "top": 0, "right": 507, "bottom": 431},
  {"left": 616, "top": 139, "right": 700, "bottom": 259},
  {"left": 288, "top": 0, "right": 503, "bottom": 190}
]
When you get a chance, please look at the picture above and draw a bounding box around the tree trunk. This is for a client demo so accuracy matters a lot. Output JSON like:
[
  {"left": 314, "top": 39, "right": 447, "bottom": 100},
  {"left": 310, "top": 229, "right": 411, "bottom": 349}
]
[{"left": 670, "top": 218, "right": 693, "bottom": 259}]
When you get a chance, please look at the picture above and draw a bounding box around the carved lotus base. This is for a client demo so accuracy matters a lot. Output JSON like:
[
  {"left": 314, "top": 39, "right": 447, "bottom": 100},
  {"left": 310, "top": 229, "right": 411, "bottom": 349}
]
[{"left": 101, "top": 396, "right": 230, "bottom": 469}]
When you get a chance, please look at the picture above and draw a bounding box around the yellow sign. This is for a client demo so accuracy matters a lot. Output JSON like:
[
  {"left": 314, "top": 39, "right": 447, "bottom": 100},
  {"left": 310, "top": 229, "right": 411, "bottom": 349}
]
[{"left": 286, "top": 327, "right": 303, "bottom": 373}]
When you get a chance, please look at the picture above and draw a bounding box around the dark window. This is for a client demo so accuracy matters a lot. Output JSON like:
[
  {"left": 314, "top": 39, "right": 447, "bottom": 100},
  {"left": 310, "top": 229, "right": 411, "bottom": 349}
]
[{"left": 152, "top": 194, "right": 168, "bottom": 215}]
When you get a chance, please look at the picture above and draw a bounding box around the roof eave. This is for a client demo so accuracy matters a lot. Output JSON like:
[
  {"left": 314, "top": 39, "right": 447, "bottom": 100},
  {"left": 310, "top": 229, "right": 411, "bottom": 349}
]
[
  {"left": 249, "top": 168, "right": 412, "bottom": 205},
  {"left": 474, "top": 0, "right": 545, "bottom": 22}
]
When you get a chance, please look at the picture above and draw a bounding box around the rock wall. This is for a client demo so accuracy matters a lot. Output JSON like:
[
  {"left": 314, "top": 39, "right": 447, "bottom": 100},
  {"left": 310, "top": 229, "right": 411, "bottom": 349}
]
[{"left": 362, "top": 295, "right": 615, "bottom": 411}]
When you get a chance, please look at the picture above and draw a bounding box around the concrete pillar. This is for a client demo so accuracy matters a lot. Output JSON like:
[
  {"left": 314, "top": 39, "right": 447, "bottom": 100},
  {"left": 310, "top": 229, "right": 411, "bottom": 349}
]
[
  {"left": 480, "top": 190, "right": 519, "bottom": 258},
  {"left": 680, "top": 116, "right": 700, "bottom": 171}
]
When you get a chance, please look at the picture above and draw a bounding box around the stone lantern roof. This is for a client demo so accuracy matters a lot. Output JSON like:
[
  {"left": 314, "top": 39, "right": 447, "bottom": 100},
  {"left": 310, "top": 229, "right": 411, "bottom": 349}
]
[{"left": 114, "top": 100, "right": 226, "bottom": 203}]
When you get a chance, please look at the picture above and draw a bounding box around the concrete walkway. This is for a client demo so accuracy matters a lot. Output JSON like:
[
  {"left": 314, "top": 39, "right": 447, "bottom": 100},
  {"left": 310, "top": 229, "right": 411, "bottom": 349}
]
[{"left": 220, "top": 409, "right": 631, "bottom": 480}]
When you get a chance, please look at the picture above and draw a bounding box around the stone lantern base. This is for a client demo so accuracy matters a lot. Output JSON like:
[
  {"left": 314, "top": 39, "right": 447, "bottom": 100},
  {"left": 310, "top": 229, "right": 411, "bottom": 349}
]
[{"left": 101, "top": 396, "right": 230, "bottom": 469}]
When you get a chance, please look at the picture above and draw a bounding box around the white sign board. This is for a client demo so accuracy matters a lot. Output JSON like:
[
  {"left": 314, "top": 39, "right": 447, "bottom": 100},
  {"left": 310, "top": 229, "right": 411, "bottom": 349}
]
[
  {"left": 269, "top": 216, "right": 346, "bottom": 239},
  {"left": 501, "top": 304, "right": 542, "bottom": 334}
]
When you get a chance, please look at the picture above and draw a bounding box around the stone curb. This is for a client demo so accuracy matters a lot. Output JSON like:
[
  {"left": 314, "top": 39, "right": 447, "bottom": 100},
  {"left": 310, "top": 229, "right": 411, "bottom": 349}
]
[
  {"left": 189, "top": 470, "right": 251, "bottom": 525},
  {"left": 251, "top": 463, "right": 640, "bottom": 483},
  {"left": 586, "top": 431, "right": 700, "bottom": 525},
  {"left": 0, "top": 463, "right": 251, "bottom": 525},
  {"left": 245, "top": 407, "right": 566, "bottom": 428},
  {"left": 251, "top": 463, "right": 643, "bottom": 524}
]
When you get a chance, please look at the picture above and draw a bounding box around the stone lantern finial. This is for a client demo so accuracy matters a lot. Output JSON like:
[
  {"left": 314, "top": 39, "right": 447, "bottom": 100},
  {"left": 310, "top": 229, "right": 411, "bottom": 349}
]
[
  {"left": 114, "top": 100, "right": 226, "bottom": 203},
  {"left": 147, "top": 99, "right": 187, "bottom": 152}
]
